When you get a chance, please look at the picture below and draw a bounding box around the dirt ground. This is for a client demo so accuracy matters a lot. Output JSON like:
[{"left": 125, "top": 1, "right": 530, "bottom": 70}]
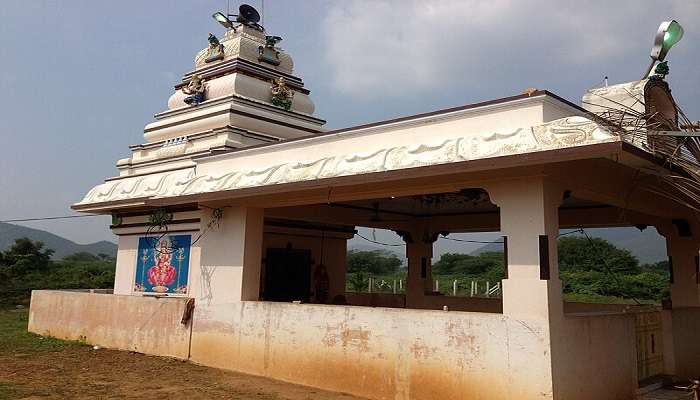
[{"left": 0, "top": 309, "right": 365, "bottom": 400}]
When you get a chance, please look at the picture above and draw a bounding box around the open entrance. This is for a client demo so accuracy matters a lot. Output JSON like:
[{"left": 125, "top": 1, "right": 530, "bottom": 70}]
[
  {"left": 263, "top": 187, "right": 508, "bottom": 312},
  {"left": 432, "top": 232, "right": 505, "bottom": 297},
  {"left": 259, "top": 183, "right": 671, "bottom": 317},
  {"left": 262, "top": 246, "right": 312, "bottom": 302}
]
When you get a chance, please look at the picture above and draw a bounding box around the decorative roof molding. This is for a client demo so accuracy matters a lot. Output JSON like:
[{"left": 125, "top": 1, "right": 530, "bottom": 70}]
[
  {"left": 75, "top": 117, "right": 617, "bottom": 209},
  {"left": 589, "top": 80, "right": 646, "bottom": 98},
  {"left": 582, "top": 79, "right": 648, "bottom": 116}
]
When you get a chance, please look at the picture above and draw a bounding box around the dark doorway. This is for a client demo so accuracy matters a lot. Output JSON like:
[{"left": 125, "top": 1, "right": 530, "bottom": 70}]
[{"left": 263, "top": 247, "right": 312, "bottom": 302}]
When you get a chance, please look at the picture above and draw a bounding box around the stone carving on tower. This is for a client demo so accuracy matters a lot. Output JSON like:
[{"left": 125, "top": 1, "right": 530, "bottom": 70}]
[
  {"left": 182, "top": 74, "right": 206, "bottom": 105},
  {"left": 259, "top": 35, "right": 283, "bottom": 66},
  {"left": 271, "top": 77, "right": 293, "bottom": 111},
  {"left": 204, "top": 33, "right": 225, "bottom": 63}
]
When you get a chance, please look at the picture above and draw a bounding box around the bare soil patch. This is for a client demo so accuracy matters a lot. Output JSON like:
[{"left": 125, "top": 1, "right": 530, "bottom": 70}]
[{"left": 0, "top": 309, "right": 364, "bottom": 400}]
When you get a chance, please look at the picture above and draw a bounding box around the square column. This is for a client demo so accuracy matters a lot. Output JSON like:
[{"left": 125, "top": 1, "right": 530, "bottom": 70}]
[
  {"left": 404, "top": 235, "right": 434, "bottom": 308},
  {"left": 660, "top": 224, "right": 700, "bottom": 307},
  {"left": 657, "top": 222, "right": 700, "bottom": 378},
  {"left": 190, "top": 207, "right": 264, "bottom": 305},
  {"left": 485, "top": 177, "right": 563, "bottom": 320}
]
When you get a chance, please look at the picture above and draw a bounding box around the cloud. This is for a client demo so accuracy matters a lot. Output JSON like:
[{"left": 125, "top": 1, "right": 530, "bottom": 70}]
[{"left": 321, "top": 0, "right": 699, "bottom": 99}]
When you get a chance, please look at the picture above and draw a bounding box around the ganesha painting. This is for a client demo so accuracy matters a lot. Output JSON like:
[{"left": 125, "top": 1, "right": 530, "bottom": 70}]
[{"left": 134, "top": 234, "right": 191, "bottom": 294}]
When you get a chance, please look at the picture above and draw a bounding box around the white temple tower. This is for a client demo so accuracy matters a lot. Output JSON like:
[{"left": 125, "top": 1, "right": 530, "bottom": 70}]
[{"left": 117, "top": 20, "right": 325, "bottom": 178}]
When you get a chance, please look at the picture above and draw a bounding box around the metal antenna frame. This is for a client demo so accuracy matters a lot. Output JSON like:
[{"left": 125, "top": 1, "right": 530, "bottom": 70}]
[{"left": 213, "top": 3, "right": 264, "bottom": 32}]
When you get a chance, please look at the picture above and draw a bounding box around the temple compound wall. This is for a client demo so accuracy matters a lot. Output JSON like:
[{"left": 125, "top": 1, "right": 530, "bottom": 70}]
[
  {"left": 28, "top": 290, "right": 636, "bottom": 400},
  {"left": 28, "top": 290, "right": 191, "bottom": 359}
]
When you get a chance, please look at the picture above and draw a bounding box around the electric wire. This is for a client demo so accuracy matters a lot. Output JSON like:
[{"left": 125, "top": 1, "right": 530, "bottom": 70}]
[
  {"left": 354, "top": 233, "right": 404, "bottom": 247},
  {"left": 0, "top": 215, "right": 100, "bottom": 223},
  {"left": 356, "top": 229, "right": 588, "bottom": 247},
  {"left": 439, "top": 235, "right": 504, "bottom": 244}
]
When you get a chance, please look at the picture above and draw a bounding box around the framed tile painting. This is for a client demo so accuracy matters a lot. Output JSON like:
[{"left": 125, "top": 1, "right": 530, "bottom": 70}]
[{"left": 134, "top": 234, "right": 191, "bottom": 295}]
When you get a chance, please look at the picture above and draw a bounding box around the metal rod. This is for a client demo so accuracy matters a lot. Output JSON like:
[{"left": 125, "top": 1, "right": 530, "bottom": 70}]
[{"left": 642, "top": 58, "right": 656, "bottom": 79}]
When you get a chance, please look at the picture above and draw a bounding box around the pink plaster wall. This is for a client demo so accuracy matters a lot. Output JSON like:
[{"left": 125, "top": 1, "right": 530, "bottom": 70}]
[
  {"left": 28, "top": 290, "right": 192, "bottom": 359},
  {"left": 28, "top": 291, "right": 641, "bottom": 400},
  {"left": 190, "top": 301, "right": 555, "bottom": 400}
]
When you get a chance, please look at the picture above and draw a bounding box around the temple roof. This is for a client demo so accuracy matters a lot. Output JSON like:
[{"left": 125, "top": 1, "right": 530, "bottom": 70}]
[{"left": 73, "top": 91, "right": 642, "bottom": 212}]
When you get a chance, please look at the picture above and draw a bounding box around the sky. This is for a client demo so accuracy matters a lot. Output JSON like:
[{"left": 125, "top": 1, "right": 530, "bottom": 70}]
[{"left": 0, "top": 0, "right": 698, "bottom": 250}]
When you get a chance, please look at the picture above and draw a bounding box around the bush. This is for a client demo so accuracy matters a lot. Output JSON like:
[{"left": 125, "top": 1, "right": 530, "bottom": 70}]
[
  {"left": 0, "top": 239, "right": 115, "bottom": 304},
  {"left": 347, "top": 250, "right": 402, "bottom": 275}
]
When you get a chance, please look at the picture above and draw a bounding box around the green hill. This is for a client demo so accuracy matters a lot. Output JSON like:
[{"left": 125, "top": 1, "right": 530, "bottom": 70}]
[{"left": 0, "top": 223, "right": 116, "bottom": 260}]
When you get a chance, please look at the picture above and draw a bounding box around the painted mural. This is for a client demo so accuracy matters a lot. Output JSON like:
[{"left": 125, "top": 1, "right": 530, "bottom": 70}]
[{"left": 134, "top": 234, "right": 191, "bottom": 294}]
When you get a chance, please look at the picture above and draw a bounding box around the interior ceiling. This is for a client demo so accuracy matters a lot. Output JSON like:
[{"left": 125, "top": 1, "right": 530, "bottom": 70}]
[{"left": 333, "top": 189, "right": 607, "bottom": 217}]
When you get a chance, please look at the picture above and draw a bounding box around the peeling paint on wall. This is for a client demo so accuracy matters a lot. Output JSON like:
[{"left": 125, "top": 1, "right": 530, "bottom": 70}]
[{"left": 29, "top": 292, "right": 639, "bottom": 400}]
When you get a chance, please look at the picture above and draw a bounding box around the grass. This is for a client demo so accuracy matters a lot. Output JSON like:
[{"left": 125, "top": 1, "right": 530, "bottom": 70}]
[
  {"left": 0, "top": 382, "right": 24, "bottom": 399},
  {"left": 0, "top": 305, "right": 366, "bottom": 400},
  {"left": 0, "top": 307, "right": 81, "bottom": 354},
  {"left": 562, "top": 292, "right": 657, "bottom": 305}
]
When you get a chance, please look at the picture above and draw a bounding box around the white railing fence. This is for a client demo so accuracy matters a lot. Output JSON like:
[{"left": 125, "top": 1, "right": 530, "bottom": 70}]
[{"left": 363, "top": 276, "right": 502, "bottom": 298}]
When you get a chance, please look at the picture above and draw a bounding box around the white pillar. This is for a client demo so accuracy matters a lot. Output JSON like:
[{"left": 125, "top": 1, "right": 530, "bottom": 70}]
[
  {"left": 191, "top": 207, "right": 264, "bottom": 305},
  {"left": 484, "top": 177, "right": 567, "bottom": 399},
  {"left": 113, "top": 235, "right": 138, "bottom": 295},
  {"left": 485, "top": 177, "right": 563, "bottom": 320}
]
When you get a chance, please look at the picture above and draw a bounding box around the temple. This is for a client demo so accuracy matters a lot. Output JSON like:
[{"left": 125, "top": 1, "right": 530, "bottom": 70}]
[{"left": 28, "top": 9, "right": 700, "bottom": 400}]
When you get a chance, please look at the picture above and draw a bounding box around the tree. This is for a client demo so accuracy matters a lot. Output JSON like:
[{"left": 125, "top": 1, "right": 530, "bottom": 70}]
[
  {"left": 347, "top": 271, "right": 367, "bottom": 292},
  {"left": 0, "top": 238, "right": 116, "bottom": 304},
  {"left": 51, "top": 253, "right": 115, "bottom": 290},
  {"left": 558, "top": 236, "right": 668, "bottom": 302},
  {"left": 0, "top": 238, "right": 55, "bottom": 303},
  {"left": 429, "top": 236, "right": 667, "bottom": 302},
  {"left": 347, "top": 250, "right": 402, "bottom": 275},
  {"left": 558, "top": 236, "right": 639, "bottom": 274},
  {"left": 0, "top": 238, "right": 54, "bottom": 278},
  {"left": 432, "top": 252, "right": 504, "bottom": 276},
  {"left": 640, "top": 260, "right": 669, "bottom": 274}
]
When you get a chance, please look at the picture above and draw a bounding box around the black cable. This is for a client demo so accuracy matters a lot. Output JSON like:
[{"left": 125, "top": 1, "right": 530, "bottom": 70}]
[
  {"left": 558, "top": 229, "right": 585, "bottom": 237},
  {"left": 439, "top": 230, "right": 582, "bottom": 244},
  {"left": 0, "top": 215, "right": 100, "bottom": 223},
  {"left": 354, "top": 233, "right": 404, "bottom": 247},
  {"left": 439, "top": 235, "right": 504, "bottom": 244}
]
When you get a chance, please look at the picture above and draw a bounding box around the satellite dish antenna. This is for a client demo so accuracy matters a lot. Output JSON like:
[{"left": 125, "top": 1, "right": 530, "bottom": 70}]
[{"left": 237, "top": 4, "right": 261, "bottom": 24}]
